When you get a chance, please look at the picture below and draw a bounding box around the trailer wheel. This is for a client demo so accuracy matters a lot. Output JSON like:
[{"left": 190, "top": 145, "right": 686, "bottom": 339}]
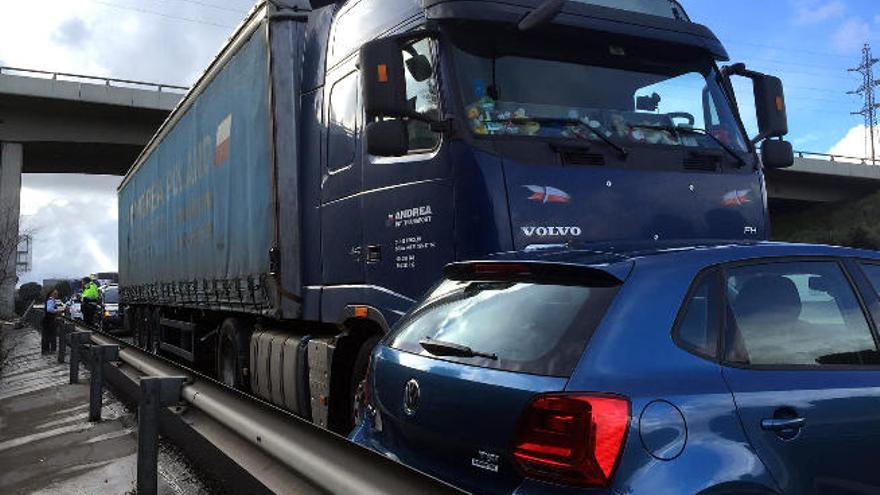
[
  {"left": 350, "top": 335, "right": 381, "bottom": 430},
  {"left": 217, "top": 318, "right": 251, "bottom": 391}
]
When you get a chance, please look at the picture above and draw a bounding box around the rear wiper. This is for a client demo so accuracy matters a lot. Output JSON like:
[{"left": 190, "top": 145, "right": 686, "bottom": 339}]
[
  {"left": 628, "top": 123, "right": 748, "bottom": 168},
  {"left": 419, "top": 338, "right": 498, "bottom": 360},
  {"left": 504, "top": 117, "right": 629, "bottom": 159}
]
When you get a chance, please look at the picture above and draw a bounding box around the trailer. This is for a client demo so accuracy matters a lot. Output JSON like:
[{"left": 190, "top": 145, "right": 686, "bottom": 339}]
[{"left": 119, "top": 0, "right": 793, "bottom": 433}]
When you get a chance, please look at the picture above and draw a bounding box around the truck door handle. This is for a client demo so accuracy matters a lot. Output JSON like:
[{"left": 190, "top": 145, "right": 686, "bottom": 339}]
[
  {"left": 761, "top": 417, "right": 805, "bottom": 432},
  {"left": 366, "top": 245, "right": 381, "bottom": 263}
]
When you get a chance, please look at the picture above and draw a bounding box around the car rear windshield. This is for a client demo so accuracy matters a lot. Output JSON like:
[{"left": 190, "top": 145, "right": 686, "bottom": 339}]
[{"left": 388, "top": 279, "right": 619, "bottom": 377}]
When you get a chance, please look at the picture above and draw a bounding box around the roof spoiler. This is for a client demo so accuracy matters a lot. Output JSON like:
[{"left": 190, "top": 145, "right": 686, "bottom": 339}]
[
  {"left": 444, "top": 261, "right": 623, "bottom": 287},
  {"left": 271, "top": 0, "right": 340, "bottom": 10}
]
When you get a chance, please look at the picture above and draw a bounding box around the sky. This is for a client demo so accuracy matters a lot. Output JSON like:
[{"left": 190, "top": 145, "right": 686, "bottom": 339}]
[{"left": 2, "top": 0, "right": 879, "bottom": 286}]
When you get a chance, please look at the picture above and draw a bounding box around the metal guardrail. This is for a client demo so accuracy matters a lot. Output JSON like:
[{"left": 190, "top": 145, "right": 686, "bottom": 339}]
[
  {"left": 0, "top": 66, "right": 188, "bottom": 93},
  {"left": 27, "top": 310, "right": 465, "bottom": 495}
]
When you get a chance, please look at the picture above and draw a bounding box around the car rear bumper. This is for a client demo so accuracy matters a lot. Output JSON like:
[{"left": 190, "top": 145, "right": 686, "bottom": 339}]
[{"left": 351, "top": 414, "right": 620, "bottom": 495}]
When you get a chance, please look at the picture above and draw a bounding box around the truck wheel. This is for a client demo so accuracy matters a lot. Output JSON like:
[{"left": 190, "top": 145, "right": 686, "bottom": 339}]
[
  {"left": 350, "top": 335, "right": 381, "bottom": 430},
  {"left": 217, "top": 319, "right": 251, "bottom": 391}
]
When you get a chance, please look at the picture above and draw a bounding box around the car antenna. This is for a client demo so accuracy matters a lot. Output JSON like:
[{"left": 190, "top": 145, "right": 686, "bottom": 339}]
[{"left": 518, "top": 0, "right": 566, "bottom": 31}]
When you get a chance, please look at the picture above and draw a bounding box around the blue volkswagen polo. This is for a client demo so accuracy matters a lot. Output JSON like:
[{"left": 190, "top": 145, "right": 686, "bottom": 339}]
[{"left": 351, "top": 242, "right": 880, "bottom": 494}]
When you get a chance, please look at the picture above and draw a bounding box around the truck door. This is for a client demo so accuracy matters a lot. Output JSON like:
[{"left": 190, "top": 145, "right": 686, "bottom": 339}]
[
  {"left": 362, "top": 37, "right": 454, "bottom": 311},
  {"left": 721, "top": 260, "right": 880, "bottom": 494},
  {"left": 321, "top": 64, "right": 364, "bottom": 285}
]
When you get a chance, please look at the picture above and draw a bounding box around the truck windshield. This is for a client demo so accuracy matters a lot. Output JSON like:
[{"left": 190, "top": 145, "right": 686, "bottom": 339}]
[{"left": 453, "top": 43, "right": 748, "bottom": 155}]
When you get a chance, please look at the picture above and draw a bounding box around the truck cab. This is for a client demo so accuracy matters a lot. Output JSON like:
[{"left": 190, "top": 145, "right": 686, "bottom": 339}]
[{"left": 313, "top": 0, "right": 793, "bottom": 324}]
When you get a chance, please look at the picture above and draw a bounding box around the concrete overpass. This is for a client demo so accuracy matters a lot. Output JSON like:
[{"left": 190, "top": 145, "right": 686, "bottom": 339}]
[
  {"left": 0, "top": 67, "right": 185, "bottom": 316},
  {"left": 765, "top": 152, "right": 880, "bottom": 215}
]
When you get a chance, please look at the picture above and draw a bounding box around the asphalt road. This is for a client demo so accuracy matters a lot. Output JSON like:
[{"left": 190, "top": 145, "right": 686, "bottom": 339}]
[{"left": 0, "top": 323, "right": 220, "bottom": 494}]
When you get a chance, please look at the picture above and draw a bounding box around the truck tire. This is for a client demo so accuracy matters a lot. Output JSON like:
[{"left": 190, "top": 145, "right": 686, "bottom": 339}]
[
  {"left": 149, "top": 308, "right": 161, "bottom": 354},
  {"left": 130, "top": 307, "right": 139, "bottom": 347},
  {"left": 350, "top": 335, "right": 381, "bottom": 430},
  {"left": 124, "top": 308, "right": 135, "bottom": 344},
  {"left": 217, "top": 318, "right": 251, "bottom": 391}
]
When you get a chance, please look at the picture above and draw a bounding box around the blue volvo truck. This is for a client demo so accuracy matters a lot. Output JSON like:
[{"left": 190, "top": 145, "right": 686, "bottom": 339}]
[{"left": 118, "top": 0, "right": 793, "bottom": 433}]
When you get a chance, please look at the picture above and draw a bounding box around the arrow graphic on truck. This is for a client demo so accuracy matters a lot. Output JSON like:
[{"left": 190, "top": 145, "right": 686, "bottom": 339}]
[{"left": 524, "top": 185, "right": 571, "bottom": 204}]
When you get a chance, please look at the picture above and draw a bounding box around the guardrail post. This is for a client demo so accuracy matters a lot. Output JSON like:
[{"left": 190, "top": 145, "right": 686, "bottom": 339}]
[
  {"left": 69, "top": 331, "right": 92, "bottom": 384},
  {"left": 56, "top": 321, "right": 71, "bottom": 364},
  {"left": 88, "top": 344, "right": 120, "bottom": 422},
  {"left": 137, "top": 376, "right": 186, "bottom": 495}
]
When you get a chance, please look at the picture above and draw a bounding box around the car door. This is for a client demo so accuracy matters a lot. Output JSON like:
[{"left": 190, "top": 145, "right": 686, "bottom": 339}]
[
  {"left": 362, "top": 36, "right": 454, "bottom": 305},
  {"left": 321, "top": 63, "right": 365, "bottom": 285},
  {"left": 720, "top": 259, "right": 880, "bottom": 494}
]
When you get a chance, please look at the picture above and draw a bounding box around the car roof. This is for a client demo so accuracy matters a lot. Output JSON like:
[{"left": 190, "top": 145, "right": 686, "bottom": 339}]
[{"left": 489, "top": 241, "right": 880, "bottom": 275}]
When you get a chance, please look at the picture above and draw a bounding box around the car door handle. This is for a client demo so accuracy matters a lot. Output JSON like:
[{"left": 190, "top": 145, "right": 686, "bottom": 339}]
[{"left": 761, "top": 417, "right": 805, "bottom": 432}]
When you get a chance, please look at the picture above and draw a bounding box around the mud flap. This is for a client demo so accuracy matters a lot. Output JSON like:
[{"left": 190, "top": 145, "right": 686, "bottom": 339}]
[{"left": 307, "top": 338, "right": 335, "bottom": 429}]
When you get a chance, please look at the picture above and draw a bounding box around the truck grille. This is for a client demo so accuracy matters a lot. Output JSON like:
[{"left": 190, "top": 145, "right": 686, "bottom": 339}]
[
  {"left": 560, "top": 151, "right": 606, "bottom": 167},
  {"left": 684, "top": 152, "right": 721, "bottom": 171}
]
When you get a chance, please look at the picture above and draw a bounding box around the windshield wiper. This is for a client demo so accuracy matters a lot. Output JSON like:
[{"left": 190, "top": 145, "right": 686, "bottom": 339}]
[
  {"left": 419, "top": 338, "right": 498, "bottom": 360},
  {"left": 502, "top": 117, "right": 629, "bottom": 158},
  {"left": 628, "top": 123, "right": 748, "bottom": 168}
]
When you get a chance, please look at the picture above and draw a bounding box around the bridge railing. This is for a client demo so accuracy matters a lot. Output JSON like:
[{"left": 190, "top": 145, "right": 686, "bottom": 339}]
[
  {"left": 0, "top": 66, "right": 188, "bottom": 94},
  {"left": 794, "top": 150, "right": 877, "bottom": 166}
]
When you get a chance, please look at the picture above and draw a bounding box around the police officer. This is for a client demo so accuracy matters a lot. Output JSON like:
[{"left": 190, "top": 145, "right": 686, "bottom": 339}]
[
  {"left": 42, "top": 289, "right": 61, "bottom": 354},
  {"left": 81, "top": 276, "right": 100, "bottom": 326}
]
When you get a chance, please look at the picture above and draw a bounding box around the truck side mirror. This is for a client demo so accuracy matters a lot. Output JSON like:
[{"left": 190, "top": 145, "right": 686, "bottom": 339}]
[
  {"left": 724, "top": 66, "right": 790, "bottom": 142},
  {"left": 366, "top": 120, "right": 409, "bottom": 157},
  {"left": 761, "top": 139, "right": 794, "bottom": 169},
  {"left": 753, "top": 75, "right": 788, "bottom": 141},
  {"left": 361, "top": 38, "right": 408, "bottom": 119}
]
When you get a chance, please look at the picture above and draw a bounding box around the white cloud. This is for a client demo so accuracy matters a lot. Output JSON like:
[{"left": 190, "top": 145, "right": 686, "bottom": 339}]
[
  {"left": 833, "top": 18, "right": 872, "bottom": 54},
  {"left": 0, "top": 0, "right": 252, "bottom": 86},
  {"left": 3, "top": 1, "right": 253, "bottom": 288},
  {"left": 794, "top": 0, "right": 845, "bottom": 25},
  {"left": 827, "top": 125, "right": 880, "bottom": 160},
  {"left": 18, "top": 175, "right": 122, "bottom": 287},
  {"left": 50, "top": 17, "right": 92, "bottom": 48}
]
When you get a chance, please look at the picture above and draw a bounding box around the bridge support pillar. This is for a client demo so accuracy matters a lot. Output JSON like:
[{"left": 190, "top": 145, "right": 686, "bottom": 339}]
[{"left": 0, "top": 142, "right": 22, "bottom": 319}]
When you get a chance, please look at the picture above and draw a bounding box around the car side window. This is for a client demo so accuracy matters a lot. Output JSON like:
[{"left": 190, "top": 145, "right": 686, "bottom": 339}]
[
  {"left": 860, "top": 263, "right": 880, "bottom": 296},
  {"left": 675, "top": 271, "right": 721, "bottom": 359},
  {"left": 328, "top": 71, "right": 359, "bottom": 172},
  {"left": 403, "top": 38, "right": 441, "bottom": 153},
  {"left": 725, "top": 261, "right": 879, "bottom": 366}
]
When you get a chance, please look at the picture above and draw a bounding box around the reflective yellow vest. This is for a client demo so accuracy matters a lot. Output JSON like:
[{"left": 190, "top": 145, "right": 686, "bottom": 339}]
[{"left": 82, "top": 283, "right": 99, "bottom": 300}]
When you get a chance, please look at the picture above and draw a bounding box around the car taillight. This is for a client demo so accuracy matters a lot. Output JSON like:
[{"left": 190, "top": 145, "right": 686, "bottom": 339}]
[{"left": 513, "top": 394, "right": 629, "bottom": 487}]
